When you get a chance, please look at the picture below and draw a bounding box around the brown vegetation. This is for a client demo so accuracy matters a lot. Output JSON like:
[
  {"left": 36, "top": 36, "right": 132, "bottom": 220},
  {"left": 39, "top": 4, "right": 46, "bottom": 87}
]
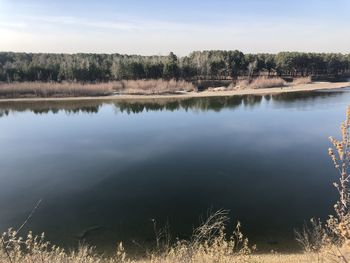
[
  {"left": 210, "top": 77, "right": 286, "bottom": 91},
  {"left": 294, "top": 105, "right": 350, "bottom": 262},
  {"left": 0, "top": 82, "right": 115, "bottom": 98},
  {"left": 225, "top": 76, "right": 314, "bottom": 91},
  {"left": 115, "top": 79, "right": 197, "bottom": 95},
  {"left": 293, "top": 77, "right": 312, "bottom": 85},
  {"left": 234, "top": 79, "right": 250, "bottom": 89},
  {"left": 0, "top": 210, "right": 255, "bottom": 263},
  {"left": 222, "top": 77, "right": 286, "bottom": 90},
  {"left": 248, "top": 77, "right": 286, "bottom": 89},
  {"left": 0, "top": 80, "right": 196, "bottom": 98}
]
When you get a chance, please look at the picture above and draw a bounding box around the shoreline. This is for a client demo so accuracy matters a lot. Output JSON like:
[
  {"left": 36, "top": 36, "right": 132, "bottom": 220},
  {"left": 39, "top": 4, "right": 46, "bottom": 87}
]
[{"left": 0, "top": 81, "right": 349, "bottom": 103}]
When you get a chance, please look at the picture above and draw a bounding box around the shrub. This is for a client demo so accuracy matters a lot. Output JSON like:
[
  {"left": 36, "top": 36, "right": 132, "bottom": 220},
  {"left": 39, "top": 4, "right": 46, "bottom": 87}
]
[{"left": 296, "top": 106, "right": 350, "bottom": 262}]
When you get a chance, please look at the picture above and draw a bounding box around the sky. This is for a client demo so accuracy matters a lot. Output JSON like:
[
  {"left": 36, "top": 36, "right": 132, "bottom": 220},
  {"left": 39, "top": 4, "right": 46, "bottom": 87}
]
[{"left": 0, "top": 0, "right": 349, "bottom": 56}]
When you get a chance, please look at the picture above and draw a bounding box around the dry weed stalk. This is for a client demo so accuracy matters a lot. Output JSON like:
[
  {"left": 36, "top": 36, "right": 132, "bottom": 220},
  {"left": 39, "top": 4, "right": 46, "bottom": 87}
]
[
  {"left": 0, "top": 209, "right": 253, "bottom": 263},
  {"left": 328, "top": 106, "right": 350, "bottom": 240},
  {"left": 325, "top": 106, "right": 350, "bottom": 262},
  {"left": 294, "top": 106, "right": 350, "bottom": 262},
  {"left": 295, "top": 218, "right": 332, "bottom": 253}
]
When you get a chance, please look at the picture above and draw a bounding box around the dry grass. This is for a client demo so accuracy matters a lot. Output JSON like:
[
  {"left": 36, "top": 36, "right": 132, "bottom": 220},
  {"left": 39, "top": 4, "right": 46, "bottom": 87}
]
[
  {"left": 294, "top": 105, "right": 350, "bottom": 263},
  {"left": 0, "top": 80, "right": 197, "bottom": 98},
  {"left": 1, "top": 207, "right": 348, "bottom": 263},
  {"left": 0, "top": 82, "right": 115, "bottom": 98},
  {"left": 115, "top": 79, "right": 197, "bottom": 95},
  {"left": 228, "top": 77, "right": 285, "bottom": 90},
  {"left": 207, "top": 86, "right": 230, "bottom": 92},
  {"left": 293, "top": 77, "right": 312, "bottom": 85},
  {"left": 234, "top": 79, "right": 250, "bottom": 89},
  {"left": 208, "top": 77, "right": 285, "bottom": 92},
  {"left": 249, "top": 77, "right": 286, "bottom": 89},
  {"left": 0, "top": 210, "right": 254, "bottom": 263},
  {"left": 0, "top": 229, "right": 347, "bottom": 263}
]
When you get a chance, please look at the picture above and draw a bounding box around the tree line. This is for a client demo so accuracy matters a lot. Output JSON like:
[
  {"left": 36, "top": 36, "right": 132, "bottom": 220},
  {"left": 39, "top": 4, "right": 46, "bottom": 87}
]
[{"left": 0, "top": 50, "right": 349, "bottom": 82}]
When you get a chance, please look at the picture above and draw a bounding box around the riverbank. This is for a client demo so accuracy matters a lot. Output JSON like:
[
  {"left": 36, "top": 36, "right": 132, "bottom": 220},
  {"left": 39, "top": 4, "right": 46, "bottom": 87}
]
[{"left": 0, "top": 81, "right": 348, "bottom": 103}]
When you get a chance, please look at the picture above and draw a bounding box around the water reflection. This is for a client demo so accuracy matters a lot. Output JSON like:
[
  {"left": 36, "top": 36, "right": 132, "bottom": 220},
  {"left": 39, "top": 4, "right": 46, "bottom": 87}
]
[
  {"left": 0, "top": 100, "right": 102, "bottom": 117},
  {"left": 0, "top": 89, "right": 347, "bottom": 117}
]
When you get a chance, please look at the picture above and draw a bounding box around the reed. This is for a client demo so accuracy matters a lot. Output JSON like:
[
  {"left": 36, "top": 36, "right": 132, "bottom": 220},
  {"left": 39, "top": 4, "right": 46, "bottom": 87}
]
[
  {"left": 227, "top": 77, "right": 286, "bottom": 90},
  {"left": 116, "top": 79, "right": 197, "bottom": 95},
  {"left": 249, "top": 77, "right": 286, "bottom": 89},
  {"left": 293, "top": 76, "right": 312, "bottom": 85},
  {"left": 0, "top": 80, "right": 196, "bottom": 98},
  {"left": 0, "top": 82, "right": 116, "bottom": 98}
]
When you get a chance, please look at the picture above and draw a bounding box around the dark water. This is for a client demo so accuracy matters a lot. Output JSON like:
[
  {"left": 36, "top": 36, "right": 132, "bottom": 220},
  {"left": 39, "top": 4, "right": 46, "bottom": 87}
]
[{"left": 0, "top": 89, "right": 349, "bottom": 253}]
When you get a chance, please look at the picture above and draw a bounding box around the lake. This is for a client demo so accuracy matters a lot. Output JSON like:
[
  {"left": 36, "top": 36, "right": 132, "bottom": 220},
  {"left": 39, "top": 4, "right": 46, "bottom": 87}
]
[{"left": 0, "top": 89, "right": 349, "bottom": 253}]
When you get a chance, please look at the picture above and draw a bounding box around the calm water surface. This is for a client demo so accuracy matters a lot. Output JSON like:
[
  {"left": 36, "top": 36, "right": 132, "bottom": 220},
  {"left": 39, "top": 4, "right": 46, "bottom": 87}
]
[{"left": 0, "top": 89, "right": 350, "bottom": 253}]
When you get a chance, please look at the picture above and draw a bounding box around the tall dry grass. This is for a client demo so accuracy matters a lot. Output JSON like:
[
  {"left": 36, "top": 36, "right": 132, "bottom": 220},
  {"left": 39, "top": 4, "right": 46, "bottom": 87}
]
[
  {"left": 115, "top": 79, "right": 197, "bottom": 95},
  {"left": 249, "top": 77, "right": 286, "bottom": 89},
  {"left": 230, "top": 77, "right": 286, "bottom": 90},
  {"left": 234, "top": 79, "right": 250, "bottom": 89},
  {"left": 0, "top": 80, "right": 197, "bottom": 98},
  {"left": 0, "top": 210, "right": 255, "bottom": 263},
  {"left": 0, "top": 227, "right": 341, "bottom": 263},
  {"left": 293, "top": 77, "right": 312, "bottom": 85},
  {"left": 0, "top": 82, "right": 116, "bottom": 98}
]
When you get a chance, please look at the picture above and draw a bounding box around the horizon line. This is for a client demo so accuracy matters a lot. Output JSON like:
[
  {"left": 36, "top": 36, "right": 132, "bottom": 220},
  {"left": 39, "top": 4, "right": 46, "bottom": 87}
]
[{"left": 1, "top": 49, "right": 349, "bottom": 57}]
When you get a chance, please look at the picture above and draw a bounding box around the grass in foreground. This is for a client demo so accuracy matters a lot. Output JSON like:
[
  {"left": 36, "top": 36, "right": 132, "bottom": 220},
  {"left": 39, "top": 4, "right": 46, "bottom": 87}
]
[{"left": 0, "top": 218, "right": 348, "bottom": 263}]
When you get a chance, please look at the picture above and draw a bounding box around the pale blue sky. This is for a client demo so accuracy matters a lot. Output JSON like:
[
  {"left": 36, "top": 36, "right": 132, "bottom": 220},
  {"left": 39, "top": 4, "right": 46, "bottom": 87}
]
[{"left": 0, "top": 0, "right": 349, "bottom": 55}]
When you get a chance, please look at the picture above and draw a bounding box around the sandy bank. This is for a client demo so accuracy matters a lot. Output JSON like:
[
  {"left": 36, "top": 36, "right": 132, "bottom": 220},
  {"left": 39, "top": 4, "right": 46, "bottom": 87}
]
[{"left": 0, "top": 81, "right": 349, "bottom": 103}]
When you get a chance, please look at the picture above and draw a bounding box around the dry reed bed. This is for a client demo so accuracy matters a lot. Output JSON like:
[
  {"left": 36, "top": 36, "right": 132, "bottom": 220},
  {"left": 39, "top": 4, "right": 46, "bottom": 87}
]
[
  {"left": 216, "top": 76, "right": 313, "bottom": 91},
  {"left": 223, "top": 77, "right": 286, "bottom": 91},
  {"left": 247, "top": 77, "right": 286, "bottom": 89},
  {"left": 115, "top": 80, "right": 197, "bottom": 95},
  {"left": 293, "top": 76, "right": 312, "bottom": 85},
  {"left": 0, "top": 80, "right": 197, "bottom": 98},
  {"left": 0, "top": 82, "right": 116, "bottom": 98}
]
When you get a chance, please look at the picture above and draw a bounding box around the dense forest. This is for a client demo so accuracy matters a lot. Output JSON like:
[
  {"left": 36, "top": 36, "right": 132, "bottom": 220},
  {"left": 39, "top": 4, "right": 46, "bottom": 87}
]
[{"left": 0, "top": 51, "right": 350, "bottom": 82}]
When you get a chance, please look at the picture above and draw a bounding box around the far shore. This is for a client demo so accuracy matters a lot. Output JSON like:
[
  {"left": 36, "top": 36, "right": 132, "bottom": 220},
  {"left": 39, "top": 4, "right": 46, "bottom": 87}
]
[{"left": 0, "top": 81, "right": 349, "bottom": 103}]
